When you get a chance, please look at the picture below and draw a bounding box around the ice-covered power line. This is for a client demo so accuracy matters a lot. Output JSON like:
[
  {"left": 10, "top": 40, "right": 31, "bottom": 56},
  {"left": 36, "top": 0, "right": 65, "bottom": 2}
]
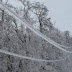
[
  {"left": 0, "top": 49, "right": 71, "bottom": 62},
  {"left": 0, "top": 1, "right": 72, "bottom": 62},
  {"left": 0, "top": 1, "right": 72, "bottom": 53}
]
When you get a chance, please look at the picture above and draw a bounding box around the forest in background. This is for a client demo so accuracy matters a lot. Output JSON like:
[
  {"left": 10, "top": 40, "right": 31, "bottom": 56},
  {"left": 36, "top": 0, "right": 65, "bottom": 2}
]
[{"left": 0, "top": 0, "right": 72, "bottom": 72}]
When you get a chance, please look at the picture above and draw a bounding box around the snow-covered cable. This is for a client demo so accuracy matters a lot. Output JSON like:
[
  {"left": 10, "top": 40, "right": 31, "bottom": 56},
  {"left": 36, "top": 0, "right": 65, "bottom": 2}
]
[
  {"left": 0, "top": 49, "right": 71, "bottom": 62},
  {"left": 0, "top": 2, "right": 72, "bottom": 53}
]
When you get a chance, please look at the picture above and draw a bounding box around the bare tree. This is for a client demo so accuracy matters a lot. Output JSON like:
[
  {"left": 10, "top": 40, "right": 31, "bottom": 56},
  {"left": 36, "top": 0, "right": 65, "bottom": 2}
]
[
  {"left": 30, "top": 2, "right": 48, "bottom": 32},
  {"left": 64, "top": 30, "right": 70, "bottom": 43}
]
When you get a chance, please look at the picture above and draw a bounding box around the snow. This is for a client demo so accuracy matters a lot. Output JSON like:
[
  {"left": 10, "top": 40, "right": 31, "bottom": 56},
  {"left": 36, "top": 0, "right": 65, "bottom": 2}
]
[{"left": 0, "top": 1, "right": 72, "bottom": 54}]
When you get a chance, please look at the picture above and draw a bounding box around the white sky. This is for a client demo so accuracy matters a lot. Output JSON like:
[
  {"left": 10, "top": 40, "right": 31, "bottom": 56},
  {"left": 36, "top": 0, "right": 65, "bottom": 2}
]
[
  {"left": 29, "top": 0, "right": 72, "bottom": 35},
  {"left": 3, "top": 0, "right": 72, "bottom": 35}
]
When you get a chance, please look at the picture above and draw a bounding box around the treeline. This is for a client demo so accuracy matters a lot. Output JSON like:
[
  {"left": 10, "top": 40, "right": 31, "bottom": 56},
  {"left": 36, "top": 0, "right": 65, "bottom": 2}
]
[{"left": 0, "top": 0, "right": 72, "bottom": 72}]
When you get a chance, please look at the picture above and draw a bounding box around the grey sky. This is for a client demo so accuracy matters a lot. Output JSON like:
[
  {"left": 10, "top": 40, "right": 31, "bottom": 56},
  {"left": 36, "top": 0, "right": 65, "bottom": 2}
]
[
  {"left": 3, "top": 0, "right": 72, "bottom": 35},
  {"left": 29, "top": 0, "right": 72, "bottom": 35}
]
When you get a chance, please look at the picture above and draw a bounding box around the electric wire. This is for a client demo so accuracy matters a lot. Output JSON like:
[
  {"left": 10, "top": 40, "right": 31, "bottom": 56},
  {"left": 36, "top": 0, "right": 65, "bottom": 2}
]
[{"left": 0, "top": 1, "right": 72, "bottom": 62}]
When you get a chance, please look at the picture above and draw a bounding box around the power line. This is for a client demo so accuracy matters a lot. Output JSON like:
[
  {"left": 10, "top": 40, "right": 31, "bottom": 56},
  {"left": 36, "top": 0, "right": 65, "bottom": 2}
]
[
  {"left": 0, "top": 1, "right": 72, "bottom": 53},
  {"left": 0, "top": 1, "right": 72, "bottom": 62},
  {"left": 0, "top": 49, "right": 71, "bottom": 62}
]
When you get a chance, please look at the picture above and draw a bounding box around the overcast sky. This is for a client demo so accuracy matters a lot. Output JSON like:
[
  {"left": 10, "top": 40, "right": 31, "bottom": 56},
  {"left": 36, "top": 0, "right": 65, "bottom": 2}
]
[
  {"left": 30, "top": 0, "right": 72, "bottom": 35},
  {"left": 3, "top": 0, "right": 72, "bottom": 35}
]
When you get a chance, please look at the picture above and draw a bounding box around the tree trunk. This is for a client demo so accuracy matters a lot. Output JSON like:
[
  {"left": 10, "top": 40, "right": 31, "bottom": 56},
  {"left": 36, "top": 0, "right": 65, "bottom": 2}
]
[
  {"left": 2, "top": 10, "right": 4, "bottom": 22},
  {"left": 39, "top": 18, "right": 43, "bottom": 33}
]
